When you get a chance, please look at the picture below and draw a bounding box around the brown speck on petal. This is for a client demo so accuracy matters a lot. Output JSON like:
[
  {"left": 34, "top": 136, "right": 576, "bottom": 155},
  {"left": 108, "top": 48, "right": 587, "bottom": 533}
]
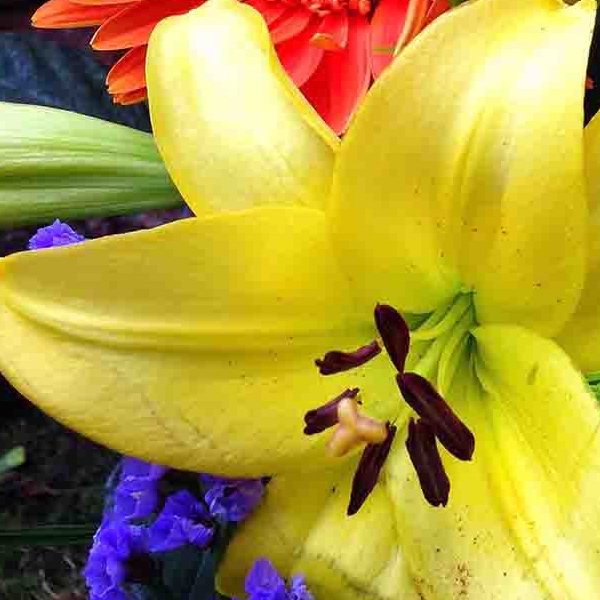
[
  {"left": 374, "top": 304, "right": 410, "bottom": 373},
  {"left": 304, "top": 388, "right": 359, "bottom": 435},
  {"left": 405, "top": 418, "right": 450, "bottom": 507},
  {"left": 397, "top": 372, "right": 474, "bottom": 461},
  {"left": 347, "top": 423, "right": 396, "bottom": 515},
  {"left": 315, "top": 340, "right": 381, "bottom": 375}
]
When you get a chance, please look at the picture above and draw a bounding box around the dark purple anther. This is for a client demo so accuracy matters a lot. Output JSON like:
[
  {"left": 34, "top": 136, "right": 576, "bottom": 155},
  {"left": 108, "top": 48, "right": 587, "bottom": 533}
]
[
  {"left": 315, "top": 340, "right": 381, "bottom": 375},
  {"left": 374, "top": 304, "right": 410, "bottom": 373},
  {"left": 347, "top": 423, "right": 397, "bottom": 516},
  {"left": 397, "top": 373, "right": 474, "bottom": 461},
  {"left": 304, "top": 388, "right": 360, "bottom": 435},
  {"left": 405, "top": 418, "right": 450, "bottom": 507}
]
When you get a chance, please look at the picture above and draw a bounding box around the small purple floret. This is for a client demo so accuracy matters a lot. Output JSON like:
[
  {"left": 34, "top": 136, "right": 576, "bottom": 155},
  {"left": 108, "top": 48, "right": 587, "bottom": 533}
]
[
  {"left": 120, "top": 457, "right": 168, "bottom": 482},
  {"left": 236, "top": 559, "right": 313, "bottom": 600},
  {"left": 110, "top": 458, "right": 168, "bottom": 522},
  {"left": 28, "top": 219, "right": 85, "bottom": 250},
  {"left": 201, "top": 474, "right": 264, "bottom": 522},
  {"left": 289, "top": 575, "right": 314, "bottom": 600},
  {"left": 84, "top": 520, "right": 149, "bottom": 600},
  {"left": 148, "top": 490, "right": 214, "bottom": 552},
  {"left": 244, "top": 559, "right": 289, "bottom": 600}
]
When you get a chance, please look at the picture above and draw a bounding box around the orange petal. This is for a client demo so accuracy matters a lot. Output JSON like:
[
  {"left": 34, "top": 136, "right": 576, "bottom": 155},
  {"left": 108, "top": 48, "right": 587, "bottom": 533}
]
[
  {"left": 276, "top": 16, "right": 324, "bottom": 87},
  {"left": 106, "top": 45, "right": 147, "bottom": 93},
  {"left": 112, "top": 86, "right": 147, "bottom": 104},
  {"left": 370, "top": 0, "right": 410, "bottom": 78},
  {"left": 423, "top": 0, "right": 449, "bottom": 27},
  {"left": 91, "top": 0, "right": 204, "bottom": 50},
  {"left": 32, "top": 0, "right": 133, "bottom": 28},
  {"left": 245, "top": 0, "right": 287, "bottom": 25},
  {"left": 302, "top": 13, "right": 371, "bottom": 134},
  {"left": 310, "top": 11, "right": 348, "bottom": 51},
  {"left": 269, "top": 6, "right": 312, "bottom": 45},
  {"left": 70, "top": 0, "right": 136, "bottom": 4},
  {"left": 396, "top": 0, "right": 429, "bottom": 49}
]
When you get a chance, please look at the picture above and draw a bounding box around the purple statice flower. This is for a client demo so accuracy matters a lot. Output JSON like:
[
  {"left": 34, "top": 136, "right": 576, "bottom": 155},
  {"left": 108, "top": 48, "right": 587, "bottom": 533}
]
[
  {"left": 244, "top": 559, "right": 288, "bottom": 600},
  {"left": 236, "top": 559, "right": 313, "bottom": 600},
  {"left": 110, "top": 457, "right": 168, "bottom": 522},
  {"left": 84, "top": 519, "right": 149, "bottom": 600},
  {"left": 288, "top": 575, "right": 314, "bottom": 600},
  {"left": 200, "top": 474, "right": 265, "bottom": 522},
  {"left": 120, "top": 457, "right": 168, "bottom": 483},
  {"left": 27, "top": 219, "right": 85, "bottom": 249},
  {"left": 148, "top": 490, "right": 214, "bottom": 552}
]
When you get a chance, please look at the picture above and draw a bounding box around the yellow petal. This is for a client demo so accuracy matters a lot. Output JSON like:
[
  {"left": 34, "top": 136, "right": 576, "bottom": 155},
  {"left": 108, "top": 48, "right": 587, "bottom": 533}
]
[
  {"left": 584, "top": 103, "right": 600, "bottom": 214},
  {"left": 389, "top": 325, "right": 600, "bottom": 599},
  {"left": 217, "top": 467, "right": 346, "bottom": 597},
  {"left": 293, "top": 468, "right": 421, "bottom": 600},
  {"left": 556, "top": 112, "right": 600, "bottom": 371},
  {"left": 331, "top": 0, "right": 592, "bottom": 336},
  {"left": 147, "top": 0, "right": 338, "bottom": 215},
  {"left": 0, "top": 207, "right": 387, "bottom": 475}
]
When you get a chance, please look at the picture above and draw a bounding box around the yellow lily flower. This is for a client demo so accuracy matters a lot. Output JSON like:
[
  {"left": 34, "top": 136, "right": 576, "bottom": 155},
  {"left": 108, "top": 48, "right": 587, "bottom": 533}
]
[{"left": 1, "top": 0, "right": 600, "bottom": 598}]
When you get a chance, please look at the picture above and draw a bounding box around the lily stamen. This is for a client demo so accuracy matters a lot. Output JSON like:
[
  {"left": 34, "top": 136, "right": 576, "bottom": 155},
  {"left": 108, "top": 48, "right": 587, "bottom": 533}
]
[
  {"left": 405, "top": 418, "right": 450, "bottom": 507},
  {"left": 374, "top": 303, "right": 410, "bottom": 373},
  {"left": 397, "top": 373, "right": 474, "bottom": 461},
  {"left": 315, "top": 340, "right": 381, "bottom": 375},
  {"left": 347, "top": 423, "right": 397, "bottom": 515}
]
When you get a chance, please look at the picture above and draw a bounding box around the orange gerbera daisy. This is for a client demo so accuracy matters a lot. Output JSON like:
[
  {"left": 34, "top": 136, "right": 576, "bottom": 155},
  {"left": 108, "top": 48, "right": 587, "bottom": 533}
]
[{"left": 32, "top": 0, "right": 450, "bottom": 133}]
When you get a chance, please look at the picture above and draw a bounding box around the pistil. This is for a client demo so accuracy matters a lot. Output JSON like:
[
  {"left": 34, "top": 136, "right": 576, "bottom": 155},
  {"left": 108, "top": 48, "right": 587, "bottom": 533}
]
[{"left": 327, "top": 396, "right": 388, "bottom": 456}]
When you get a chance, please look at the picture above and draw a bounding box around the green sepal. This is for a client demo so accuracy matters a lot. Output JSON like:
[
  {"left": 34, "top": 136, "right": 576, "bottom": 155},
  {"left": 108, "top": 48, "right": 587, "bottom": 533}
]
[{"left": 0, "top": 103, "right": 183, "bottom": 229}]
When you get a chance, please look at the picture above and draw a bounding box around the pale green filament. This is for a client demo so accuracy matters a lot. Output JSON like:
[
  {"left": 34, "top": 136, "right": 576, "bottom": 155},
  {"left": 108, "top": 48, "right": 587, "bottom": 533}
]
[
  {"left": 409, "top": 293, "right": 475, "bottom": 393},
  {"left": 437, "top": 308, "right": 474, "bottom": 397},
  {"left": 412, "top": 328, "right": 453, "bottom": 379},
  {"left": 411, "top": 294, "right": 471, "bottom": 341}
]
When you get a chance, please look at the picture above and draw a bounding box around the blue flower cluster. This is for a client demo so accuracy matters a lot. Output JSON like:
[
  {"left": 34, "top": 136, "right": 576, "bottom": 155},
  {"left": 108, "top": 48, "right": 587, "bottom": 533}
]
[
  {"left": 238, "top": 559, "right": 314, "bottom": 600},
  {"left": 83, "top": 456, "right": 266, "bottom": 600},
  {"left": 201, "top": 474, "right": 265, "bottom": 522}
]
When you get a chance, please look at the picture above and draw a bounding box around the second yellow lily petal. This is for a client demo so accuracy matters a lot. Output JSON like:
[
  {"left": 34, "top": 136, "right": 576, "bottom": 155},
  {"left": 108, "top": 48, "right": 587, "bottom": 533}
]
[
  {"left": 557, "top": 109, "right": 600, "bottom": 372},
  {"left": 147, "top": 0, "right": 338, "bottom": 215},
  {"left": 331, "top": 0, "right": 591, "bottom": 336}
]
